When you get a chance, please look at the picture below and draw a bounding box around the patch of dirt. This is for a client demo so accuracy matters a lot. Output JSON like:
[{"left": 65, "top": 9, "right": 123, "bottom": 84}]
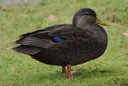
[
  {"left": 123, "top": 30, "right": 128, "bottom": 37},
  {"left": 46, "top": 15, "right": 58, "bottom": 21}
]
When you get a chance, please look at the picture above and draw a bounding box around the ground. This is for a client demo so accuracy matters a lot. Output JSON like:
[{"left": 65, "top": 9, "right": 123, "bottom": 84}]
[{"left": 0, "top": 0, "right": 128, "bottom": 86}]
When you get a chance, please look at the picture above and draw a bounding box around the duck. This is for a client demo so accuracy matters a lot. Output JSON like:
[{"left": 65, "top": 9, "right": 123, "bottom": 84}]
[{"left": 13, "top": 8, "right": 109, "bottom": 78}]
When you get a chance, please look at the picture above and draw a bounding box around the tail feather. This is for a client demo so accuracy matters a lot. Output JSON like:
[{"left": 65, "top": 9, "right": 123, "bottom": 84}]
[
  {"left": 13, "top": 45, "right": 41, "bottom": 55},
  {"left": 13, "top": 36, "right": 56, "bottom": 55},
  {"left": 16, "top": 37, "right": 55, "bottom": 48}
]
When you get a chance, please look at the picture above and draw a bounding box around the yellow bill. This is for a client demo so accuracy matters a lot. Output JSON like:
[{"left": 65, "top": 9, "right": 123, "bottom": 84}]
[{"left": 96, "top": 18, "right": 109, "bottom": 26}]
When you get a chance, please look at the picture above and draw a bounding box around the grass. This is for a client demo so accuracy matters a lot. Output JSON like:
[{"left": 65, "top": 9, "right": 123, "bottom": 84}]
[{"left": 0, "top": 0, "right": 128, "bottom": 86}]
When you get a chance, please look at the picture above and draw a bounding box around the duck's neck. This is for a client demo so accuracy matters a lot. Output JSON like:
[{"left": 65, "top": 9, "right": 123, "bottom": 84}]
[
  {"left": 72, "top": 16, "right": 96, "bottom": 29},
  {"left": 74, "top": 21, "right": 92, "bottom": 29}
]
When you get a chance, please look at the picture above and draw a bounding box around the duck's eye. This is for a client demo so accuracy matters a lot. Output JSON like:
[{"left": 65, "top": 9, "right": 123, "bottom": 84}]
[
  {"left": 80, "top": 12, "right": 91, "bottom": 16},
  {"left": 85, "top": 12, "right": 91, "bottom": 15}
]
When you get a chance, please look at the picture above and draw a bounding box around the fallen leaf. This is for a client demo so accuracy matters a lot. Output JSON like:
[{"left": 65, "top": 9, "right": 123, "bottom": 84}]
[
  {"left": 46, "top": 15, "right": 58, "bottom": 21},
  {"left": 123, "top": 31, "right": 128, "bottom": 37}
]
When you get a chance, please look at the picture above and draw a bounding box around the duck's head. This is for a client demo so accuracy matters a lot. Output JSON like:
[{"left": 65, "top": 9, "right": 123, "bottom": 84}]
[{"left": 73, "top": 8, "right": 108, "bottom": 27}]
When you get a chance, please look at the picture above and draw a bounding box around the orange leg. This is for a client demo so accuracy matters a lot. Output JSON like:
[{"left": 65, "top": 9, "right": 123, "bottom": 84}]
[
  {"left": 67, "top": 64, "right": 71, "bottom": 79},
  {"left": 62, "top": 66, "right": 66, "bottom": 73}
]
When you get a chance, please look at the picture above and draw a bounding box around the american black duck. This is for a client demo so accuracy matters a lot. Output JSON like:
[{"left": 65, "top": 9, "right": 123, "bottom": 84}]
[{"left": 13, "top": 8, "right": 108, "bottom": 78}]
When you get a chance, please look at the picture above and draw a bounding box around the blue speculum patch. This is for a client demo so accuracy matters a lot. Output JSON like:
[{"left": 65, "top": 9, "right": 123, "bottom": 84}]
[{"left": 52, "top": 36, "right": 65, "bottom": 43}]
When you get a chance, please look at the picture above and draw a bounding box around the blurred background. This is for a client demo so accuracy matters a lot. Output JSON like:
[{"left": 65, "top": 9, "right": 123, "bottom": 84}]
[
  {"left": 0, "top": 0, "right": 40, "bottom": 5},
  {"left": 0, "top": 0, "right": 128, "bottom": 86}
]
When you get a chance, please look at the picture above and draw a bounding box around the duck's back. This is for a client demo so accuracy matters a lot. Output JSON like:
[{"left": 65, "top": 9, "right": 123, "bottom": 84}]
[{"left": 13, "top": 24, "right": 107, "bottom": 66}]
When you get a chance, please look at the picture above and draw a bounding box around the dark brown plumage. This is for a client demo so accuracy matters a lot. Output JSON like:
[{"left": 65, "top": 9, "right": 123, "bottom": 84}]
[{"left": 13, "top": 8, "right": 108, "bottom": 78}]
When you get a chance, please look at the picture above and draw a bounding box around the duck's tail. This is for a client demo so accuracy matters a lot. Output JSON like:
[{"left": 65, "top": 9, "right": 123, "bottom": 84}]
[
  {"left": 13, "top": 37, "right": 55, "bottom": 55},
  {"left": 12, "top": 45, "right": 41, "bottom": 55}
]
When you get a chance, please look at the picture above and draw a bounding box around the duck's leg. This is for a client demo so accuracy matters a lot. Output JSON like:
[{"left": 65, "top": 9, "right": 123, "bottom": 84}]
[
  {"left": 67, "top": 64, "right": 71, "bottom": 79},
  {"left": 62, "top": 66, "right": 66, "bottom": 74}
]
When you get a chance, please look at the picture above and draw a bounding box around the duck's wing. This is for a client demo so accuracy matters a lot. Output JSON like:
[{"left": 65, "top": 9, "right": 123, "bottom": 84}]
[
  {"left": 13, "top": 24, "right": 71, "bottom": 55},
  {"left": 13, "top": 24, "right": 94, "bottom": 55}
]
